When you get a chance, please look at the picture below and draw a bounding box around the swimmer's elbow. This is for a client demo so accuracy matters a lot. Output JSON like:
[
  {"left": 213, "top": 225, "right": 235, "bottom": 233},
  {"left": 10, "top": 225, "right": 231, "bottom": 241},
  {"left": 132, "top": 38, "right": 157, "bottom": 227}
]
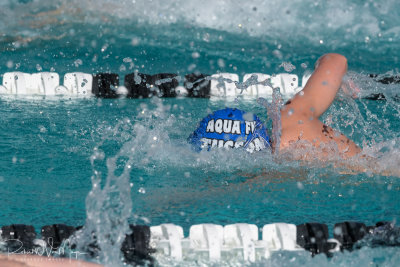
[
  {"left": 320, "top": 53, "right": 347, "bottom": 62},
  {"left": 318, "top": 53, "right": 348, "bottom": 72}
]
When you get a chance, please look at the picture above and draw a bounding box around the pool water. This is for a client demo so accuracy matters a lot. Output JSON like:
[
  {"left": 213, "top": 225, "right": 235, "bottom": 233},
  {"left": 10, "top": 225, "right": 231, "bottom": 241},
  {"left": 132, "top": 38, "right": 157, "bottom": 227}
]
[{"left": 1, "top": 0, "right": 400, "bottom": 266}]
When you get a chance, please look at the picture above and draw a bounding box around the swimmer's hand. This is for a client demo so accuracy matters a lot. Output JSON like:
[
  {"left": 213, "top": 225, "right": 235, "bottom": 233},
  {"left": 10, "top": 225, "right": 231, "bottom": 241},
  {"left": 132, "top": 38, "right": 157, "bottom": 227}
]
[{"left": 341, "top": 77, "right": 361, "bottom": 98}]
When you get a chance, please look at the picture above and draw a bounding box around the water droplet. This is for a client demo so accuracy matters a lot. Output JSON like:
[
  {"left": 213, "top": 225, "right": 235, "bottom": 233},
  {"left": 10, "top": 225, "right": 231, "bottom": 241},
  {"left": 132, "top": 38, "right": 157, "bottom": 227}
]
[
  {"left": 123, "top": 57, "right": 132, "bottom": 63},
  {"left": 279, "top": 62, "right": 296, "bottom": 72},
  {"left": 191, "top": 52, "right": 200, "bottom": 59},
  {"left": 202, "top": 33, "right": 210, "bottom": 42},
  {"left": 119, "top": 64, "right": 127, "bottom": 72},
  {"left": 334, "top": 227, "right": 342, "bottom": 235},
  {"left": 297, "top": 182, "right": 304, "bottom": 190},
  {"left": 138, "top": 187, "right": 146, "bottom": 194},
  {"left": 131, "top": 37, "right": 140, "bottom": 46},
  {"left": 218, "top": 58, "right": 225, "bottom": 68},
  {"left": 187, "top": 63, "right": 196, "bottom": 72},
  {"left": 101, "top": 44, "right": 109, "bottom": 52},
  {"left": 272, "top": 49, "right": 283, "bottom": 60},
  {"left": 6, "top": 60, "right": 13, "bottom": 68},
  {"left": 74, "top": 59, "right": 83, "bottom": 67},
  {"left": 288, "top": 109, "right": 294, "bottom": 116},
  {"left": 141, "top": 217, "right": 151, "bottom": 224},
  {"left": 39, "top": 125, "right": 47, "bottom": 133}
]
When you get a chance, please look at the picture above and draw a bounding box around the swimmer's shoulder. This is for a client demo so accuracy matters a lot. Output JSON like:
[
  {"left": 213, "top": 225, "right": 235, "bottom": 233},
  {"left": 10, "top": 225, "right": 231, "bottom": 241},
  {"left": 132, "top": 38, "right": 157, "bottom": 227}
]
[{"left": 279, "top": 118, "right": 361, "bottom": 158}]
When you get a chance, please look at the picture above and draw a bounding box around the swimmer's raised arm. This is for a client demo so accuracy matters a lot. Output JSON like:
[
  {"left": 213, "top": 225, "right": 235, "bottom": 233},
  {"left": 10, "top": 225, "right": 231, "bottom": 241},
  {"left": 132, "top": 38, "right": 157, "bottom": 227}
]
[
  {"left": 285, "top": 53, "right": 348, "bottom": 119},
  {"left": 279, "top": 53, "right": 361, "bottom": 157}
]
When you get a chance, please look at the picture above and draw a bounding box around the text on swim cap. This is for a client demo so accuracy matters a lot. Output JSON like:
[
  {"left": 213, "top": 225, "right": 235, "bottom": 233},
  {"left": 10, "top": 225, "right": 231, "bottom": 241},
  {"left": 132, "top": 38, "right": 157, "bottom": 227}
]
[
  {"left": 206, "top": 119, "right": 256, "bottom": 135},
  {"left": 200, "top": 137, "right": 267, "bottom": 152}
]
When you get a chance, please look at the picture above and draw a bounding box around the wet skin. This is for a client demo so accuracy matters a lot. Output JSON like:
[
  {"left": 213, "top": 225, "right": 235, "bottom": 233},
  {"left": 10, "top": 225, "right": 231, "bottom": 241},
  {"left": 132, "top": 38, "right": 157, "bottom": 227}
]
[{"left": 278, "top": 53, "right": 361, "bottom": 158}]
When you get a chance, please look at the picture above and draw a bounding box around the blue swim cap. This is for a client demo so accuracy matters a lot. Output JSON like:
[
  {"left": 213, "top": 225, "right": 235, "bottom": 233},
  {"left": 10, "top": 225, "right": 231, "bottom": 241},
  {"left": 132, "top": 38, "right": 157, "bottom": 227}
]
[{"left": 188, "top": 108, "right": 271, "bottom": 152}]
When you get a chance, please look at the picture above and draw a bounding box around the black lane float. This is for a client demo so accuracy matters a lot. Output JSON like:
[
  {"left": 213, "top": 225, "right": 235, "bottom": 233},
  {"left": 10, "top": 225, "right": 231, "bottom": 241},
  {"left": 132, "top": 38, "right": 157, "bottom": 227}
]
[{"left": 1, "top": 71, "right": 398, "bottom": 100}]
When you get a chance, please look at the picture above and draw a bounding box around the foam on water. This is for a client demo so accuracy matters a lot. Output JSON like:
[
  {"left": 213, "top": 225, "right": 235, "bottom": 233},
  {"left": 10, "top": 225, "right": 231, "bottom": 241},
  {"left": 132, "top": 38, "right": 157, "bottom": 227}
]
[
  {"left": 1, "top": 0, "right": 400, "bottom": 74},
  {"left": 2, "top": 0, "right": 400, "bottom": 40}
]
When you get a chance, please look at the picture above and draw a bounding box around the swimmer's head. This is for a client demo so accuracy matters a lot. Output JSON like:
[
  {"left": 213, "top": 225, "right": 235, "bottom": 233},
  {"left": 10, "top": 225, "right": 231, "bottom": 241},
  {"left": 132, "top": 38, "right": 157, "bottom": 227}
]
[{"left": 188, "top": 108, "right": 271, "bottom": 152}]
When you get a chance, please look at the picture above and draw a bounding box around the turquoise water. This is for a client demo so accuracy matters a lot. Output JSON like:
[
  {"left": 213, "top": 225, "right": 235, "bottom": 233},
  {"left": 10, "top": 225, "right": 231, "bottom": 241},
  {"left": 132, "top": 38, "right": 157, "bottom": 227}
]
[{"left": 1, "top": 0, "right": 400, "bottom": 266}]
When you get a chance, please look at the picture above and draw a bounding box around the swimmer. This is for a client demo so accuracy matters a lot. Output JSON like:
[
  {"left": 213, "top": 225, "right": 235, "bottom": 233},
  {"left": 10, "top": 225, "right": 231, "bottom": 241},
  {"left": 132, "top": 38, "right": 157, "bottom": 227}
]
[
  {"left": 190, "top": 53, "right": 361, "bottom": 159},
  {"left": 0, "top": 254, "right": 103, "bottom": 267},
  {"left": 279, "top": 53, "right": 361, "bottom": 158}
]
